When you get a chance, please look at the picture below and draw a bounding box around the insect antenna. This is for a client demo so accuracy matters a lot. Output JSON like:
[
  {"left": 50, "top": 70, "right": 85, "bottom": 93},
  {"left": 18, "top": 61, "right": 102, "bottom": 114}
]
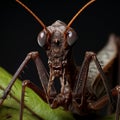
[
  {"left": 65, "top": 0, "right": 96, "bottom": 32},
  {"left": 16, "top": 0, "right": 49, "bottom": 33}
]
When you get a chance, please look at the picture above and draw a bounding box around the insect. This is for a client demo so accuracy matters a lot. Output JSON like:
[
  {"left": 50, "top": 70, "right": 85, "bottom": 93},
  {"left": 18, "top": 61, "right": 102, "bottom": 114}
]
[
  {"left": 0, "top": 0, "right": 120, "bottom": 120},
  {"left": 0, "top": 67, "right": 75, "bottom": 120}
]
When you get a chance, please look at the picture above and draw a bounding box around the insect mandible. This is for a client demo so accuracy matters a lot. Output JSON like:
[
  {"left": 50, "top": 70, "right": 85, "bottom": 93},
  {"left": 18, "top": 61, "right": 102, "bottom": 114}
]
[{"left": 0, "top": 0, "right": 120, "bottom": 120}]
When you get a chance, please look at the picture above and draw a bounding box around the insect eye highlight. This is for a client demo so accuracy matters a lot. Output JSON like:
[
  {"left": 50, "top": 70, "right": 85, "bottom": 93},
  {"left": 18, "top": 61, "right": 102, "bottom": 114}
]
[
  {"left": 37, "top": 30, "right": 48, "bottom": 47},
  {"left": 66, "top": 29, "right": 78, "bottom": 46},
  {"left": 68, "top": 30, "right": 73, "bottom": 38}
]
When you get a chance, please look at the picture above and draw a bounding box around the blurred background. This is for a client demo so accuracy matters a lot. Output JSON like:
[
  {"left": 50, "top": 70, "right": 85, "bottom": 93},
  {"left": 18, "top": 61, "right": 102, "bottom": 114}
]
[{"left": 0, "top": 0, "right": 120, "bottom": 85}]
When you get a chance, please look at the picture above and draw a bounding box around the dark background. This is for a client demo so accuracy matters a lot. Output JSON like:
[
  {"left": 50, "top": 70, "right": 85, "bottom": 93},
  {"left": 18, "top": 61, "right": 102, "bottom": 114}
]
[{"left": 0, "top": 0, "right": 120, "bottom": 85}]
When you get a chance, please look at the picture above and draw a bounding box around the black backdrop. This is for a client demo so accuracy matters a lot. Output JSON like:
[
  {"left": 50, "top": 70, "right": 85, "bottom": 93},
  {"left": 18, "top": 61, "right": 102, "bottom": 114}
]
[{"left": 0, "top": 0, "right": 120, "bottom": 85}]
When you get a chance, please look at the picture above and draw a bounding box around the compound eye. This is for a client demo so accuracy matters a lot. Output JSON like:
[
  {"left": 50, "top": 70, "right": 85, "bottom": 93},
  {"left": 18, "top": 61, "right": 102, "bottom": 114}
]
[
  {"left": 66, "top": 29, "right": 78, "bottom": 46},
  {"left": 37, "top": 30, "right": 48, "bottom": 47}
]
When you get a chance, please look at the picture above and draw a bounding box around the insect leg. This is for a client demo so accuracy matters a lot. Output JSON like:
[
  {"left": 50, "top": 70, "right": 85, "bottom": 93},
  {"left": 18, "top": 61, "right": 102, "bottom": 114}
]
[
  {"left": 88, "top": 86, "right": 120, "bottom": 111},
  {"left": 0, "top": 53, "right": 31, "bottom": 105},
  {"left": 115, "top": 39, "right": 120, "bottom": 120},
  {"left": 115, "top": 90, "right": 120, "bottom": 120},
  {"left": 47, "top": 72, "right": 54, "bottom": 98},
  {"left": 92, "top": 52, "right": 115, "bottom": 109},
  {"left": 73, "top": 52, "right": 114, "bottom": 110},
  {"left": 33, "top": 52, "right": 57, "bottom": 100},
  {"left": 73, "top": 52, "right": 92, "bottom": 109},
  {"left": 20, "top": 80, "right": 44, "bottom": 120},
  {"left": 0, "top": 51, "right": 56, "bottom": 105}
]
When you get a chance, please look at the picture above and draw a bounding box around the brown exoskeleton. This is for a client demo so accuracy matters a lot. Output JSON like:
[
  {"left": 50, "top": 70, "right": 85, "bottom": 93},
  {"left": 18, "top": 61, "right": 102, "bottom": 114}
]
[{"left": 0, "top": 0, "right": 120, "bottom": 120}]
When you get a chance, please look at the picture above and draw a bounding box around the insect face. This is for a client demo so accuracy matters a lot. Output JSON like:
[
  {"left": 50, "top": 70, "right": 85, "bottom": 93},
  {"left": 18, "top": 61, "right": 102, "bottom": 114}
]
[{"left": 37, "top": 20, "right": 78, "bottom": 77}]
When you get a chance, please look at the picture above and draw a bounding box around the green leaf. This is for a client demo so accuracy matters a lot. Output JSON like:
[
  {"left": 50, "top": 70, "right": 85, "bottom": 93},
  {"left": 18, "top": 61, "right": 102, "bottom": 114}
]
[
  {"left": 0, "top": 67, "right": 75, "bottom": 120},
  {"left": 0, "top": 106, "right": 39, "bottom": 120}
]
